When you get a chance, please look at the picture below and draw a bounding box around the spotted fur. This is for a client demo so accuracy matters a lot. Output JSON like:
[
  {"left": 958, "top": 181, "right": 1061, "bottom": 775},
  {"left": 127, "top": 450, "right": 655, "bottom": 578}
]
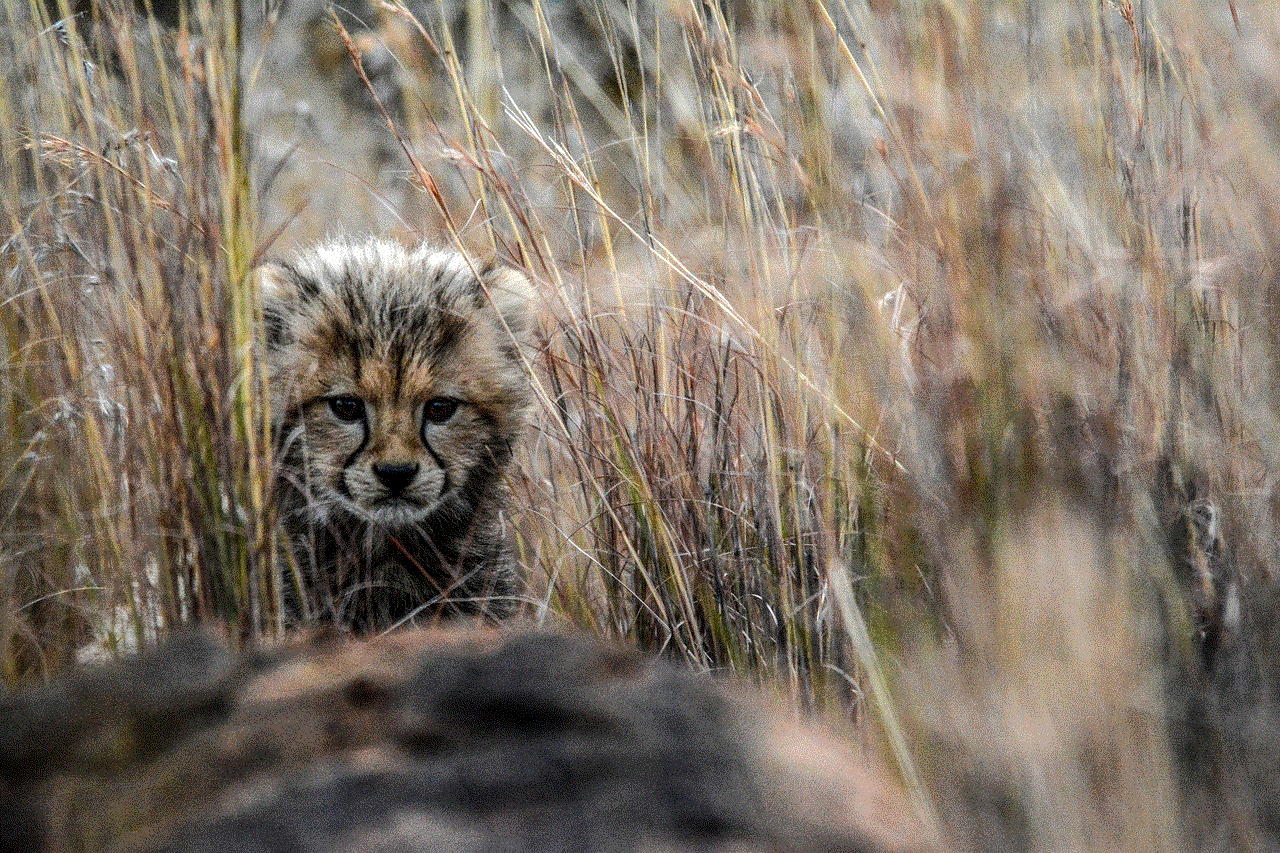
[{"left": 259, "top": 239, "right": 533, "bottom": 631}]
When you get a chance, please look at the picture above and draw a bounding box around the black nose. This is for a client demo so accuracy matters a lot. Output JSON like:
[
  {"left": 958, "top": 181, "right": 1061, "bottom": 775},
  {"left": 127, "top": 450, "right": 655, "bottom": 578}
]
[{"left": 373, "top": 461, "right": 419, "bottom": 495}]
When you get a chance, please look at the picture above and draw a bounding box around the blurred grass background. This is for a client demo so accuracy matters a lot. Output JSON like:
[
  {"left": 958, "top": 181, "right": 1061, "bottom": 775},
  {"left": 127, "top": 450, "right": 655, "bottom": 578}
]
[{"left": 4, "top": 0, "right": 1280, "bottom": 848}]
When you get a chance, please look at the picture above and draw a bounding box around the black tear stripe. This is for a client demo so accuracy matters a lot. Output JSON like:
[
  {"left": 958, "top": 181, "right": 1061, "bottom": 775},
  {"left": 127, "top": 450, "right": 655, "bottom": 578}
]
[
  {"left": 475, "top": 409, "right": 502, "bottom": 436},
  {"left": 338, "top": 418, "right": 371, "bottom": 500},
  {"left": 423, "top": 437, "right": 451, "bottom": 496},
  {"left": 482, "top": 433, "right": 513, "bottom": 471}
]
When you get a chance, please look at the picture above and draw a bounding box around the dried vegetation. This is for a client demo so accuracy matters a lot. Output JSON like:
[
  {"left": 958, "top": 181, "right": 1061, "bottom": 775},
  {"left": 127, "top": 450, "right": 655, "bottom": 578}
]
[{"left": 3, "top": 0, "right": 1280, "bottom": 848}]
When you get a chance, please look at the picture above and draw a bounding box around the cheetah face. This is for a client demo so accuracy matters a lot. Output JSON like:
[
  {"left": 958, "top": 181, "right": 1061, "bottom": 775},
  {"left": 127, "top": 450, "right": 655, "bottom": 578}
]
[
  {"left": 261, "top": 241, "right": 533, "bottom": 533},
  {"left": 283, "top": 387, "right": 485, "bottom": 528}
]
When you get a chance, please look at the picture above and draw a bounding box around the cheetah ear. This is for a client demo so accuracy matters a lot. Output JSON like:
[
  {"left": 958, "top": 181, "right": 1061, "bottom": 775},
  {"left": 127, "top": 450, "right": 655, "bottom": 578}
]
[
  {"left": 480, "top": 263, "right": 535, "bottom": 337},
  {"left": 253, "top": 262, "right": 291, "bottom": 308},
  {"left": 253, "top": 262, "right": 294, "bottom": 350}
]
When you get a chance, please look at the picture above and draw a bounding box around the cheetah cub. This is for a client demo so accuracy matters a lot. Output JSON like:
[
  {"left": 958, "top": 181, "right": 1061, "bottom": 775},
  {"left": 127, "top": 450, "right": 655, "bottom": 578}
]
[{"left": 258, "top": 239, "right": 534, "bottom": 632}]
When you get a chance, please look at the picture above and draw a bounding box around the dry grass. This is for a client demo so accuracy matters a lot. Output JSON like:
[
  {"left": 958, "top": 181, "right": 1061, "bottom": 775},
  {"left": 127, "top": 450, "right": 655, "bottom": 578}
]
[
  {"left": 1, "top": 0, "right": 270, "bottom": 674},
  {"left": 5, "top": 0, "right": 1280, "bottom": 848}
]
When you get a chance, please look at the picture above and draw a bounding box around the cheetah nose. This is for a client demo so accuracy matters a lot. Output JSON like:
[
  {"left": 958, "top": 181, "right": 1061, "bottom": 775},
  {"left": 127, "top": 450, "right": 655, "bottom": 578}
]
[{"left": 373, "top": 461, "right": 419, "bottom": 495}]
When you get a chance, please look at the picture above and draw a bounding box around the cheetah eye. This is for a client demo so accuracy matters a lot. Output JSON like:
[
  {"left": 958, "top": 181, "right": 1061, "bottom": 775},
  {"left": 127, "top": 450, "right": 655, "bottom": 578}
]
[
  {"left": 423, "top": 397, "right": 459, "bottom": 424},
  {"left": 328, "top": 396, "right": 366, "bottom": 423}
]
